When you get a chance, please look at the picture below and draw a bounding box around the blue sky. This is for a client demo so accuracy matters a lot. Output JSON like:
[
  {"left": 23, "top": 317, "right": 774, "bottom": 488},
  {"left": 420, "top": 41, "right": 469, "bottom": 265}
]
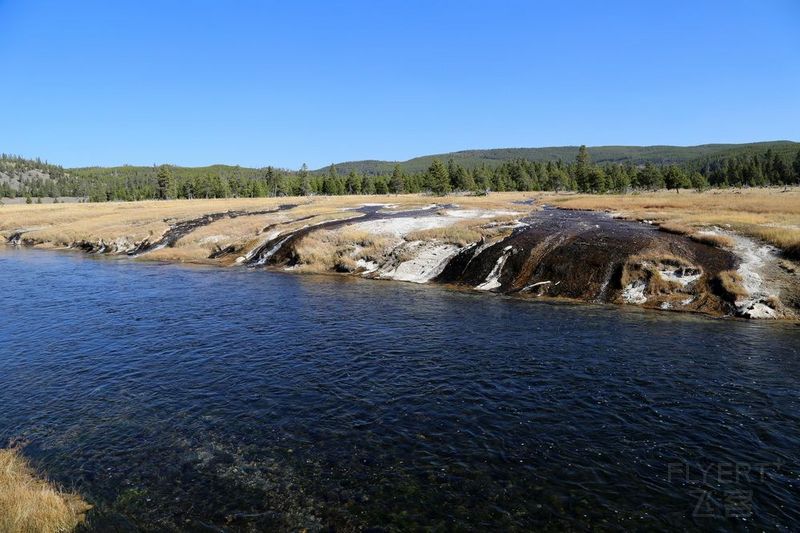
[{"left": 0, "top": 0, "right": 798, "bottom": 169}]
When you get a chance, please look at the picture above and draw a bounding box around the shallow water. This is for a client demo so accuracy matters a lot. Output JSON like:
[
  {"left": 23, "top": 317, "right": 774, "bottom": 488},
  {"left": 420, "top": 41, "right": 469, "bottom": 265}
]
[{"left": 1, "top": 248, "right": 799, "bottom": 531}]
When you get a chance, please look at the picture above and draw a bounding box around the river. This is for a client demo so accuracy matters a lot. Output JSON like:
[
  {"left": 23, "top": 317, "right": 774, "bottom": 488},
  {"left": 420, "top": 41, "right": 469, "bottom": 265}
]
[{"left": 1, "top": 248, "right": 798, "bottom": 531}]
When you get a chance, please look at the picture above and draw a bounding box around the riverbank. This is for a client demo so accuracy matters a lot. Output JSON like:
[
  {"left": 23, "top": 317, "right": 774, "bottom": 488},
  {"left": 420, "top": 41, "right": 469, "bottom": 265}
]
[
  {"left": 0, "top": 448, "right": 90, "bottom": 532},
  {"left": 2, "top": 191, "right": 798, "bottom": 319}
]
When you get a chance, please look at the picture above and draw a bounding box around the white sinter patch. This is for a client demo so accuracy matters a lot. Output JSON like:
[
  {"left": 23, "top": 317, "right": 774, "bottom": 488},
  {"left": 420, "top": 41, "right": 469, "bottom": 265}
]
[
  {"left": 378, "top": 242, "right": 460, "bottom": 283},
  {"left": 350, "top": 216, "right": 458, "bottom": 238},
  {"left": 355, "top": 258, "right": 379, "bottom": 274},
  {"left": 622, "top": 280, "right": 648, "bottom": 304},
  {"left": 522, "top": 280, "right": 551, "bottom": 291},
  {"left": 197, "top": 235, "right": 226, "bottom": 245},
  {"left": 658, "top": 266, "right": 701, "bottom": 287},
  {"left": 371, "top": 203, "right": 434, "bottom": 214},
  {"left": 476, "top": 246, "right": 513, "bottom": 291},
  {"left": 256, "top": 235, "right": 292, "bottom": 265},
  {"left": 700, "top": 228, "right": 780, "bottom": 318},
  {"left": 351, "top": 209, "right": 522, "bottom": 239}
]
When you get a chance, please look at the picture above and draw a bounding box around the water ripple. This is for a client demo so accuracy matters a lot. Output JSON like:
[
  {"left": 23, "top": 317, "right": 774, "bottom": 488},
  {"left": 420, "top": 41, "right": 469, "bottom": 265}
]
[{"left": 1, "top": 249, "right": 799, "bottom": 531}]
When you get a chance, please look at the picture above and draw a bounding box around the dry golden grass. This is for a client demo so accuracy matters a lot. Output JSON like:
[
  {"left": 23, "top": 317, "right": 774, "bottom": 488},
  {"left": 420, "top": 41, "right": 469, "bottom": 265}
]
[
  {"left": 4, "top": 190, "right": 797, "bottom": 262},
  {"left": 657, "top": 222, "right": 694, "bottom": 236},
  {"left": 0, "top": 448, "right": 91, "bottom": 533},
  {"left": 689, "top": 233, "right": 735, "bottom": 249},
  {"left": 620, "top": 264, "right": 679, "bottom": 295},
  {"left": 137, "top": 210, "right": 363, "bottom": 263},
  {"left": 657, "top": 222, "right": 734, "bottom": 249},
  {"left": 620, "top": 252, "right": 693, "bottom": 294},
  {"left": 145, "top": 211, "right": 295, "bottom": 263},
  {"left": 746, "top": 226, "right": 800, "bottom": 259},
  {"left": 177, "top": 212, "right": 288, "bottom": 244},
  {"left": 0, "top": 193, "right": 536, "bottom": 251},
  {"left": 405, "top": 216, "right": 517, "bottom": 246},
  {"left": 715, "top": 270, "right": 748, "bottom": 300},
  {"left": 546, "top": 188, "right": 800, "bottom": 256},
  {"left": 405, "top": 225, "right": 483, "bottom": 247},
  {"left": 0, "top": 198, "right": 291, "bottom": 247},
  {"left": 629, "top": 251, "right": 692, "bottom": 267},
  {"left": 292, "top": 227, "right": 393, "bottom": 272},
  {"left": 546, "top": 188, "right": 800, "bottom": 219}
]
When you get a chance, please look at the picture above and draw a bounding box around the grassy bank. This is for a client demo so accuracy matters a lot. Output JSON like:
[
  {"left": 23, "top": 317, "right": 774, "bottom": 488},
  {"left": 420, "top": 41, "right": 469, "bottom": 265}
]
[
  {"left": 546, "top": 188, "right": 800, "bottom": 259},
  {"left": 0, "top": 448, "right": 90, "bottom": 533},
  {"left": 2, "top": 190, "right": 799, "bottom": 262},
  {"left": 0, "top": 193, "right": 533, "bottom": 264}
]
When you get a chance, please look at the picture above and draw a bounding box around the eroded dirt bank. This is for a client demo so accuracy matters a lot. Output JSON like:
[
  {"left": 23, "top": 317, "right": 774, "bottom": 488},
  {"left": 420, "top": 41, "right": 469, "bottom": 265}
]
[{"left": 3, "top": 196, "right": 799, "bottom": 319}]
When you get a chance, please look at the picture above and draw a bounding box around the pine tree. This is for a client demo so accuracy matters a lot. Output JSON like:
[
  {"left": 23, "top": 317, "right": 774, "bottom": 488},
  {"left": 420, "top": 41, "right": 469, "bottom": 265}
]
[
  {"left": 389, "top": 164, "right": 405, "bottom": 194},
  {"left": 428, "top": 159, "right": 450, "bottom": 195},
  {"left": 772, "top": 153, "right": 789, "bottom": 185},
  {"left": 793, "top": 150, "right": 800, "bottom": 184},
  {"left": 607, "top": 165, "right": 630, "bottom": 192},
  {"left": 452, "top": 163, "right": 474, "bottom": 190},
  {"left": 374, "top": 177, "right": 389, "bottom": 194},
  {"left": 763, "top": 149, "right": 774, "bottom": 182},
  {"left": 548, "top": 167, "right": 568, "bottom": 192},
  {"left": 575, "top": 145, "right": 590, "bottom": 192},
  {"left": 588, "top": 167, "right": 607, "bottom": 193},
  {"left": 265, "top": 166, "right": 278, "bottom": 197},
  {"left": 446, "top": 159, "right": 473, "bottom": 191},
  {"left": 299, "top": 164, "right": 310, "bottom": 196},
  {"left": 637, "top": 163, "right": 663, "bottom": 190},
  {"left": 322, "top": 165, "right": 339, "bottom": 195},
  {"left": 156, "top": 165, "right": 173, "bottom": 200},
  {"left": 690, "top": 172, "right": 709, "bottom": 191},
  {"left": 346, "top": 171, "right": 362, "bottom": 194},
  {"left": 663, "top": 165, "right": 689, "bottom": 193},
  {"left": 362, "top": 176, "right": 376, "bottom": 195}
]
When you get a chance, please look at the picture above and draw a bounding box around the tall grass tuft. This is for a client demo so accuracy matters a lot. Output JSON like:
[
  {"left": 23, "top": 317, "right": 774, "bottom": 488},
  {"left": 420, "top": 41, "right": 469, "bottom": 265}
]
[{"left": 0, "top": 448, "right": 91, "bottom": 533}]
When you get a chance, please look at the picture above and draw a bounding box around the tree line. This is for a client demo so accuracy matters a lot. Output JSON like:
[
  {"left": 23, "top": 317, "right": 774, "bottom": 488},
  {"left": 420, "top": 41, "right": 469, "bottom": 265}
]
[{"left": 2, "top": 147, "right": 800, "bottom": 201}]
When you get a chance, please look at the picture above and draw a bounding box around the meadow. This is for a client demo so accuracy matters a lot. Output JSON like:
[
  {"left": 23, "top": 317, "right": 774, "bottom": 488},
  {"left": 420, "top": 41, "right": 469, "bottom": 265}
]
[{"left": 1, "top": 189, "right": 798, "bottom": 262}]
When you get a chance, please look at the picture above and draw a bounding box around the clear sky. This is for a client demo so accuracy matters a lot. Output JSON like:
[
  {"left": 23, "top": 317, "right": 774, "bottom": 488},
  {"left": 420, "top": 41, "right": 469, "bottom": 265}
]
[{"left": 0, "top": 0, "right": 798, "bottom": 169}]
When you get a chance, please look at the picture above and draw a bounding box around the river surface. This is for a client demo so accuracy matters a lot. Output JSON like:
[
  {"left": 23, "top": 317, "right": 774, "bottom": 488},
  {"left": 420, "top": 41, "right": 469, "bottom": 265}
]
[{"left": 1, "top": 248, "right": 799, "bottom": 531}]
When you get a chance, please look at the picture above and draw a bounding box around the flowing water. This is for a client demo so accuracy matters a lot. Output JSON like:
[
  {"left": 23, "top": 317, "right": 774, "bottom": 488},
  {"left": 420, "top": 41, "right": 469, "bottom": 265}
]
[{"left": 1, "top": 248, "right": 799, "bottom": 531}]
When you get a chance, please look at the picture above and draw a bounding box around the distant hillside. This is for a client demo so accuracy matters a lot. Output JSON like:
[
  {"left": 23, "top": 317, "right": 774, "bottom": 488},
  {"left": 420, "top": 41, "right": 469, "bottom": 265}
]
[
  {"left": 0, "top": 154, "right": 68, "bottom": 197},
  {"left": 69, "top": 163, "right": 266, "bottom": 181},
  {"left": 2, "top": 140, "right": 798, "bottom": 201},
  {"left": 322, "top": 141, "right": 800, "bottom": 175}
]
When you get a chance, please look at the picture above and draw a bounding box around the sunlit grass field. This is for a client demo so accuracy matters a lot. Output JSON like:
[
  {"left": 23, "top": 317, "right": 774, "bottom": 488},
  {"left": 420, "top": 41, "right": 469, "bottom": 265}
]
[{"left": 2, "top": 189, "right": 798, "bottom": 260}]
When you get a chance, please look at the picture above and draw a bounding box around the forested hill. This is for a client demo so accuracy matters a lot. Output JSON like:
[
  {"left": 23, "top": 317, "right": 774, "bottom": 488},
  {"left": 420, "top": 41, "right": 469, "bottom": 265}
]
[
  {"left": 325, "top": 141, "right": 800, "bottom": 175},
  {"left": 2, "top": 141, "right": 799, "bottom": 201},
  {"left": 0, "top": 154, "right": 70, "bottom": 198}
]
